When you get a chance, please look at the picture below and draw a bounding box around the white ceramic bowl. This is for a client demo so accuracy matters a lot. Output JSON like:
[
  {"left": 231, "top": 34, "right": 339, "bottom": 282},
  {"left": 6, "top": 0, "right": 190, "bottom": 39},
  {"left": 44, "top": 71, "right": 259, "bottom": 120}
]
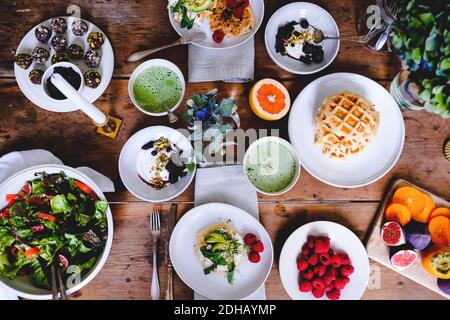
[
  {"left": 128, "top": 59, "right": 185, "bottom": 117},
  {"left": 0, "top": 164, "right": 113, "bottom": 300},
  {"left": 288, "top": 72, "right": 405, "bottom": 188},
  {"left": 119, "top": 126, "right": 196, "bottom": 202},
  {"left": 41, "top": 61, "right": 83, "bottom": 101},
  {"left": 264, "top": 2, "right": 340, "bottom": 74},
  {"left": 169, "top": 203, "right": 273, "bottom": 300},
  {"left": 243, "top": 136, "right": 301, "bottom": 196},
  {"left": 279, "top": 221, "right": 370, "bottom": 300}
]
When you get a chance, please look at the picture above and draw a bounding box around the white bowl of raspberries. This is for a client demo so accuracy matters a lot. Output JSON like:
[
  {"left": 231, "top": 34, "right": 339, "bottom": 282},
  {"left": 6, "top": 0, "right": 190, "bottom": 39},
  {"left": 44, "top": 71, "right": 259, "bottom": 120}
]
[{"left": 279, "top": 221, "right": 370, "bottom": 300}]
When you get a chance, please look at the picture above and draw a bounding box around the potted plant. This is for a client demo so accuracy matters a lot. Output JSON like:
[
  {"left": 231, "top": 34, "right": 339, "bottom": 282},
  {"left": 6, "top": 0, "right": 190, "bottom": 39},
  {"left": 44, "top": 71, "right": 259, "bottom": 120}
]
[{"left": 389, "top": 0, "right": 449, "bottom": 118}]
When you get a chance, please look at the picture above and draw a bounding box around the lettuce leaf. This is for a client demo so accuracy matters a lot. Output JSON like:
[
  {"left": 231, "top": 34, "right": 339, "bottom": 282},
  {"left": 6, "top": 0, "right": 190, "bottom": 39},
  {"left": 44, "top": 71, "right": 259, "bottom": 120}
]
[{"left": 51, "top": 194, "right": 72, "bottom": 214}]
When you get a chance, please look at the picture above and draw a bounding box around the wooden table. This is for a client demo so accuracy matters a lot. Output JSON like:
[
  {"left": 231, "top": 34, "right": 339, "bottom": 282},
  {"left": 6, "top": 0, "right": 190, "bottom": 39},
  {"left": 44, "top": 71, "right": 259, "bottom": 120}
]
[{"left": 0, "top": 0, "right": 448, "bottom": 300}]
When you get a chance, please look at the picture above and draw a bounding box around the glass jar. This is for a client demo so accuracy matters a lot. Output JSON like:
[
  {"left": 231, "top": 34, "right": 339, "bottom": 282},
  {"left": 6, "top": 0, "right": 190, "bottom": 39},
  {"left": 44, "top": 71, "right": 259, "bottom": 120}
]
[{"left": 390, "top": 69, "right": 426, "bottom": 111}]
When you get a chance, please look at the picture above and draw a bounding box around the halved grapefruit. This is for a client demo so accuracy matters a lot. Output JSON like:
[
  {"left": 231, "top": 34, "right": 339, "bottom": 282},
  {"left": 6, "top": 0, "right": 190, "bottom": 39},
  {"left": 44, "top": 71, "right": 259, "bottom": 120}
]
[{"left": 249, "top": 78, "right": 290, "bottom": 121}]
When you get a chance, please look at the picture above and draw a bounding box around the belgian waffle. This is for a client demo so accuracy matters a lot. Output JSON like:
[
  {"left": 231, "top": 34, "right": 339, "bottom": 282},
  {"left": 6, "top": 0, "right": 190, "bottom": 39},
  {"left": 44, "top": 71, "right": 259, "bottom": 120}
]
[{"left": 314, "top": 91, "right": 380, "bottom": 159}]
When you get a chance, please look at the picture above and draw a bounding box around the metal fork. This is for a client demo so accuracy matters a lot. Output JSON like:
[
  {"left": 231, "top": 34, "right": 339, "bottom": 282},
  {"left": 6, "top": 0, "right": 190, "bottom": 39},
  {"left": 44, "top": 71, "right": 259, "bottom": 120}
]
[
  {"left": 51, "top": 263, "right": 68, "bottom": 300},
  {"left": 127, "top": 32, "right": 206, "bottom": 62},
  {"left": 373, "top": 1, "right": 400, "bottom": 51},
  {"left": 150, "top": 209, "right": 161, "bottom": 300}
]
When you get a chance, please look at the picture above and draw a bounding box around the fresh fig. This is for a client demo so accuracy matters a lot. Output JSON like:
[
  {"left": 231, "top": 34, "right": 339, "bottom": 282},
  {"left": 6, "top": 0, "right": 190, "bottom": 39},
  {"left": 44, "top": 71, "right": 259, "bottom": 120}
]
[
  {"left": 390, "top": 245, "right": 417, "bottom": 271},
  {"left": 381, "top": 221, "right": 406, "bottom": 246},
  {"left": 437, "top": 279, "right": 450, "bottom": 295},
  {"left": 405, "top": 221, "right": 431, "bottom": 250}
]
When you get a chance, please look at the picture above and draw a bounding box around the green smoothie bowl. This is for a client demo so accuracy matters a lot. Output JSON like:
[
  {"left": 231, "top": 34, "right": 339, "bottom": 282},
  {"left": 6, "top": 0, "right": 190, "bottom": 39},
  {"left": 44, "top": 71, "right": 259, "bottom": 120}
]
[
  {"left": 244, "top": 136, "right": 301, "bottom": 196},
  {"left": 128, "top": 59, "right": 185, "bottom": 116}
]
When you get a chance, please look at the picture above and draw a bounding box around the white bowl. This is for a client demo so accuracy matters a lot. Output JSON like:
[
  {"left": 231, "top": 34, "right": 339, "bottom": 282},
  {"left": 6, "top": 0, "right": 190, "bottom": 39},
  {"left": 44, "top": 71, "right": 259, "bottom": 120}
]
[
  {"left": 128, "top": 59, "right": 185, "bottom": 117},
  {"left": 0, "top": 164, "right": 113, "bottom": 300},
  {"left": 169, "top": 203, "right": 273, "bottom": 300},
  {"left": 279, "top": 221, "right": 370, "bottom": 300},
  {"left": 243, "top": 136, "right": 301, "bottom": 196},
  {"left": 288, "top": 72, "right": 405, "bottom": 188},
  {"left": 119, "top": 126, "right": 196, "bottom": 202},
  {"left": 264, "top": 2, "right": 340, "bottom": 74},
  {"left": 41, "top": 61, "right": 84, "bottom": 101}
]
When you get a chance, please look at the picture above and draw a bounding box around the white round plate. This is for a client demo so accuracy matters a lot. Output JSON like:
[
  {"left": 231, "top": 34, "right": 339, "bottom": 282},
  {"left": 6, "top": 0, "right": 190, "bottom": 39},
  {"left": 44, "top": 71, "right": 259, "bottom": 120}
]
[
  {"left": 14, "top": 16, "right": 114, "bottom": 112},
  {"left": 279, "top": 221, "right": 370, "bottom": 300},
  {"left": 265, "top": 2, "right": 339, "bottom": 74},
  {"left": 0, "top": 164, "right": 113, "bottom": 300},
  {"left": 170, "top": 203, "right": 273, "bottom": 300},
  {"left": 168, "top": 0, "right": 264, "bottom": 49},
  {"left": 119, "top": 126, "right": 196, "bottom": 202},
  {"left": 288, "top": 72, "right": 405, "bottom": 188}
]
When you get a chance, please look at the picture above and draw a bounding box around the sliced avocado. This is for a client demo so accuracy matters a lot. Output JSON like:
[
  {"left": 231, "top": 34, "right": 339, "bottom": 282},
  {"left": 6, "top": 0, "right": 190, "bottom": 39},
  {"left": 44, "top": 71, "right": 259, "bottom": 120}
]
[
  {"left": 205, "top": 234, "right": 226, "bottom": 244},
  {"left": 183, "top": 0, "right": 212, "bottom": 12},
  {"left": 211, "top": 242, "right": 229, "bottom": 252}
]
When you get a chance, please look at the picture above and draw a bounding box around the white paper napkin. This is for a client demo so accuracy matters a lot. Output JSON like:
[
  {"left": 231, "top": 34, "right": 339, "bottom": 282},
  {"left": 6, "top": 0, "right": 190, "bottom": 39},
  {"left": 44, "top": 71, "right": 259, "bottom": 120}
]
[
  {"left": 0, "top": 149, "right": 115, "bottom": 300},
  {"left": 188, "top": 38, "right": 255, "bottom": 83},
  {"left": 194, "top": 165, "right": 266, "bottom": 300}
]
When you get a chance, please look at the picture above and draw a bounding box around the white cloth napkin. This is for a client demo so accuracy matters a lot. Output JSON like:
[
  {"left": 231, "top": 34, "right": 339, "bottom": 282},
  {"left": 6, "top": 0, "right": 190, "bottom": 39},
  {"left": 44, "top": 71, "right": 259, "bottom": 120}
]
[
  {"left": 188, "top": 38, "right": 255, "bottom": 83},
  {"left": 0, "top": 149, "right": 115, "bottom": 300},
  {"left": 194, "top": 165, "right": 266, "bottom": 300}
]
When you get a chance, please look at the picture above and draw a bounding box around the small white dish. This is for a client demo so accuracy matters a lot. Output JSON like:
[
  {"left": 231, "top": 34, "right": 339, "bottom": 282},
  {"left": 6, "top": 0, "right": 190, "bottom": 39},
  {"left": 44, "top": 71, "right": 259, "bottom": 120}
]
[
  {"left": 14, "top": 16, "right": 114, "bottom": 113},
  {"left": 169, "top": 203, "right": 273, "bottom": 300},
  {"left": 279, "top": 221, "right": 370, "bottom": 300},
  {"left": 128, "top": 59, "right": 186, "bottom": 117},
  {"left": 264, "top": 2, "right": 339, "bottom": 74},
  {"left": 168, "top": 0, "right": 265, "bottom": 49},
  {"left": 288, "top": 72, "right": 405, "bottom": 188},
  {"left": 119, "top": 126, "right": 196, "bottom": 202},
  {"left": 0, "top": 164, "right": 113, "bottom": 300},
  {"left": 243, "top": 136, "right": 301, "bottom": 196}
]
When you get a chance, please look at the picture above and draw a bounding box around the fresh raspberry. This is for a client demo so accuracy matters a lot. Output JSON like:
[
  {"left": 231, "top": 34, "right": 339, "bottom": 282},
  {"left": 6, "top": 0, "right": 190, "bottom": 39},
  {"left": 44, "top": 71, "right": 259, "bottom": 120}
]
[
  {"left": 312, "top": 288, "right": 325, "bottom": 298},
  {"left": 338, "top": 252, "right": 351, "bottom": 265},
  {"left": 312, "top": 278, "right": 325, "bottom": 291},
  {"left": 307, "top": 235, "right": 316, "bottom": 248},
  {"left": 330, "top": 254, "right": 343, "bottom": 268},
  {"left": 301, "top": 243, "right": 310, "bottom": 257},
  {"left": 326, "top": 288, "right": 341, "bottom": 300},
  {"left": 248, "top": 251, "right": 260, "bottom": 263},
  {"left": 298, "top": 279, "right": 312, "bottom": 292},
  {"left": 325, "top": 282, "right": 335, "bottom": 292},
  {"left": 334, "top": 278, "right": 348, "bottom": 290},
  {"left": 328, "top": 248, "right": 334, "bottom": 256},
  {"left": 343, "top": 277, "right": 350, "bottom": 284},
  {"left": 232, "top": 6, "right": 245, "bottom": 19},
  {"left": 317, "top": 264, "right": 327, "bottom": 277},
  {"left": 212, "top": 30, "right": 225, "bottom": 43},
  {"left": 340, "top": 264, "right": 354, "bottom": 277},
  {"left": 301, "top": 268, "right": 314, "bottom": 280},
  {"left": 244, "top": 233, "right": 257, "bottom": 245},
  {"left": 314, "top": 237, "right": 330, "bottom": 254},
  {"left": 297, "top": 258, "right": 309, "bottom": 271},
  {"left": 251, "top": 240, "right": 264, "bottom": 253},
  {"left": 319, "top": 252, "right": 331, "bottom": 265},
  {"left": 307, "top": 254, "right": 319, "bottom": 266},
  {"left": 226, "top": 0, "right": 237, "bottom": 8},
  {"left": 323, "top": 268, "right": 337, "bottom": 284}
]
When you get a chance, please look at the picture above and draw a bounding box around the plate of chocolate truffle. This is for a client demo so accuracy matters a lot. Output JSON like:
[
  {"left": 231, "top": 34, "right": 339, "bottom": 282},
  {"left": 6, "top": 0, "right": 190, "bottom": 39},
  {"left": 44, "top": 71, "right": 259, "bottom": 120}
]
[{"left": 13, "top": 16, "right": 114, "bottom": 112}]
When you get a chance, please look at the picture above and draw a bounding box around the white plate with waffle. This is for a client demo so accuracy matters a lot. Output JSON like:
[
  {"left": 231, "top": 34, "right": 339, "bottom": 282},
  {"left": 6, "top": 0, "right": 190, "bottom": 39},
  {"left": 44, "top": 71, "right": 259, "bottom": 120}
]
[{"left": 288, "top": 73, "right": 405, "bottom": 188}]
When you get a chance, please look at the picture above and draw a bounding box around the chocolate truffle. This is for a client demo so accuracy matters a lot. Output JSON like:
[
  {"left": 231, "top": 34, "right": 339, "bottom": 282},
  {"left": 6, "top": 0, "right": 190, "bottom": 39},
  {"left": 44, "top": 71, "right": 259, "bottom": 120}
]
[
  {"left": 14, "top": 53, "right": 33, "bottom": 69},
  {"left": 35, "top": 25, "right": 51, "bottom": 43},
  {"left": 29, "top": 68, "right": 44, "bottom": 85},
  {"left": 67, "top": 44, "right": 84, "bottom": 60},
  {"left": 51, "top": 52, "right": 68, "bottom": 65},
  {"left": 71, "top": 19, "right": 89, "bottom": 36},
  {"left": 84, "top": 49, "right": 101, "bottom": 67},
  {"left": 50, "top": 17, "right": 67, "bottom": 34},
  {"left": 84, "top": 70, "right": 102, "bottom": 89},
  {"left": 50, "top": 35, "right": 68, "bottom": 52},
  {"left": 87, "top": 32, "right": 105, "bottom": 50},
  {"left": 32, "top": 47, "right": 49, "bottom": 64}
]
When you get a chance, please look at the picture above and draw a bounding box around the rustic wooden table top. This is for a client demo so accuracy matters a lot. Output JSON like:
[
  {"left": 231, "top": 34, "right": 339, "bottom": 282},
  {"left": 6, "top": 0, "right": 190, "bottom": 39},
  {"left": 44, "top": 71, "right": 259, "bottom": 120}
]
[{"left": 0, "top": 0, "right": 448, "bottom": 300}]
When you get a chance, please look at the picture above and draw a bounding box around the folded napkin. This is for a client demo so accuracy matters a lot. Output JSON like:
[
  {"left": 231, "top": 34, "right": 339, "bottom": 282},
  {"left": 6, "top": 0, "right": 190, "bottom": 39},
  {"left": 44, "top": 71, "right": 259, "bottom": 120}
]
[
  {"left": 194, "top": 165, "right": 266, "bottom": 300},
  {"left": 0, "top": 149, "right": 115, "bottom": 300},
  {"left": 188, "top": 38, "right": 255, "bottom": 83}
]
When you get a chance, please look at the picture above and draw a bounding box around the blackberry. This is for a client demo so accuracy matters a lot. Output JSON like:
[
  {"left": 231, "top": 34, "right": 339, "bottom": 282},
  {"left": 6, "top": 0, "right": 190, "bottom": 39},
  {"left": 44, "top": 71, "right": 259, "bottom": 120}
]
[
  {"left": 299, "top": 55, "right": 312, "bottom": 64},
  {"left": 302, "top": 42, "right": 314, "bottom": 54},
  {"left": 300, "top": 19, "right": 309, "bottom": 29}
]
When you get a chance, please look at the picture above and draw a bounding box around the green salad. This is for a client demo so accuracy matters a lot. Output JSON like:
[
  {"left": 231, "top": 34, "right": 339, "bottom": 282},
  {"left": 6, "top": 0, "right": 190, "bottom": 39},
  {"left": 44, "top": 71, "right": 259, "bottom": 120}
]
[{"left": 0, "top": 172, "right": 108, "bottom": 289}]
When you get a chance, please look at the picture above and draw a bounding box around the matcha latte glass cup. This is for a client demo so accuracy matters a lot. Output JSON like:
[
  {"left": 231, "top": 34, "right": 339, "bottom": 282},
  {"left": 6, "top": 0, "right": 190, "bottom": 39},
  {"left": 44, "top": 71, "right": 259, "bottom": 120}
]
[
  {"left": 128, "top": 59, "right": 186, "bottom": 116},
  {"left": 243, "top": 136, "right": 301, "bottom": 196}
]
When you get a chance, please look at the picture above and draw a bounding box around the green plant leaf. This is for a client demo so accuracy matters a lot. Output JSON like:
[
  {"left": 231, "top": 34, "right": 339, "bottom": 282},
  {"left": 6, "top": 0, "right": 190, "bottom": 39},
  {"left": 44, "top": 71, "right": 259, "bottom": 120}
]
[
  {"left": 419, "top": 12, "right": 434, "bottom": 26},
  {"left": 425, "top": 33, "right": 439, "bottom": 51},
  {"left": 440, "top": 58, "right": 450, "bottom": 70}
]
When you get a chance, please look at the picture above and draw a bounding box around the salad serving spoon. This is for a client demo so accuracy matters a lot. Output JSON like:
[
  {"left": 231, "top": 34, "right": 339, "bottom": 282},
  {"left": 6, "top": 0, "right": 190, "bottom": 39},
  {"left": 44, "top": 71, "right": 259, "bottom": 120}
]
[{"left": 127, "top": 32, "right": 206, "bottom": 62}]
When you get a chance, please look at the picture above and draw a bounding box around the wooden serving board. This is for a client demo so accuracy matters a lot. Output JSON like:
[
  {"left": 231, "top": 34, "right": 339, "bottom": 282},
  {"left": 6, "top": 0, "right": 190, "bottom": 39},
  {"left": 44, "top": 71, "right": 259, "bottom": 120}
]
[{"left": 365, "top": 178, "right": 450, "bottom": 299}]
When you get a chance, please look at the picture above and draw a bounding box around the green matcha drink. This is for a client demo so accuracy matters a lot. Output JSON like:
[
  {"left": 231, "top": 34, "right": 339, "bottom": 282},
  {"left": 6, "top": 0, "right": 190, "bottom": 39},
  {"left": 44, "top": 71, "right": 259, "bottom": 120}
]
[
  {"left": 245, "top": 139, "right": 298, "bottom": 193},
  {"left": 132, "top": 66, "right": 183, "bottom": 114}
]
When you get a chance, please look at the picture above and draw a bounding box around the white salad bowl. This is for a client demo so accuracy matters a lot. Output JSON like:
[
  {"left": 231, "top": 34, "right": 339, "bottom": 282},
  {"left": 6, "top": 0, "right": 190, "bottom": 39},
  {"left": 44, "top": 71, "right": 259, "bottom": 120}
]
[
  {"left": 0, "top": 164, "right": 113, "bottom": 300},
  {"left": 119, "top": 126, "right": 196, "bottom": 202},
  {"left": 169, "top": 203, "right": 273, "bottom": 300},
  {"left": 128, "top": 59, "right": 186, "bottom": 117}
]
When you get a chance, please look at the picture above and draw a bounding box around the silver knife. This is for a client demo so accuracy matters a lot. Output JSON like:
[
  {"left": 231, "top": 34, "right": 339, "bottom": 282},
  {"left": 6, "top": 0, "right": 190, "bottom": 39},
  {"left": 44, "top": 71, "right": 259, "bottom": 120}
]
[{"left": 165, "top": 203, "right": 177, "bottom": 300}]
